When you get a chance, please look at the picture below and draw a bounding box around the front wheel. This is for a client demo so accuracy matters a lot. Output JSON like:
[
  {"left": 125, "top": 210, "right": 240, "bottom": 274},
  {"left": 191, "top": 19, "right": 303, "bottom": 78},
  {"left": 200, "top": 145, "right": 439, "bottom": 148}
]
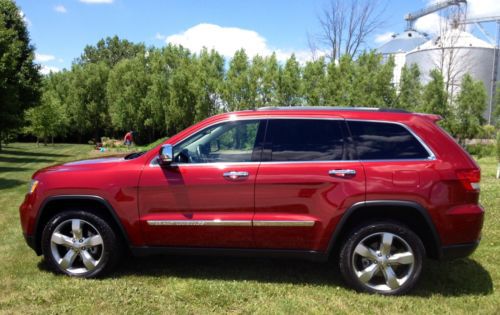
[
  {"left": 339, "top": 222, "right": 425, "bottom": 295},
  {"left": 41, "top": 210, "right": 121, "bottom": 278}
]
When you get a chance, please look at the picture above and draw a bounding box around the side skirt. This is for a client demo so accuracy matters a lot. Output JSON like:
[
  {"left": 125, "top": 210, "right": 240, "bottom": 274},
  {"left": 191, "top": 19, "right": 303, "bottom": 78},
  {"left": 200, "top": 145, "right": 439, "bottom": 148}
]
[{"left": 130, "top": 246, "right": 329, "bottom": 262}]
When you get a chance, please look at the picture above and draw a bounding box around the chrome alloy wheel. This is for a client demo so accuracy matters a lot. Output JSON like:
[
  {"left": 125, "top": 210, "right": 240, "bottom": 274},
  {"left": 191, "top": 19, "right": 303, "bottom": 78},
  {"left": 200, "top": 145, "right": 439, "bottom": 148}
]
[
  {"left": 50, "top": 219, "right": 104, "bottom": 275},
  {"left": 351, "top": 232, "right": 415, "bottom": 292}
]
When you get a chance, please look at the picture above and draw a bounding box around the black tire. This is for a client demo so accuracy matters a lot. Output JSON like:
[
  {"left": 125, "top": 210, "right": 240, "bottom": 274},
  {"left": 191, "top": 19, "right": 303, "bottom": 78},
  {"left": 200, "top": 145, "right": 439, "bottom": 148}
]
[
  {"left": 339, "top": 221, "right": 424, "bottom": 295},
  {"left": 41, "top": 210, "right": 122, "bottom": 278}
]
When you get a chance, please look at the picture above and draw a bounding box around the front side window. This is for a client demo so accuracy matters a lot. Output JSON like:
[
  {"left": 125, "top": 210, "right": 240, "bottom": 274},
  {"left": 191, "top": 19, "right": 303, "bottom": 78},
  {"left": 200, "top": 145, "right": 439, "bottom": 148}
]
[
  {"left": 174, "top": 120, "right": 261, "bottom": 163},
  {"left": 266, "top": 119, "right": 345, "bottom": 161},
  {"left": 348, "top": 121, "right": 430, "bottom": 160}
]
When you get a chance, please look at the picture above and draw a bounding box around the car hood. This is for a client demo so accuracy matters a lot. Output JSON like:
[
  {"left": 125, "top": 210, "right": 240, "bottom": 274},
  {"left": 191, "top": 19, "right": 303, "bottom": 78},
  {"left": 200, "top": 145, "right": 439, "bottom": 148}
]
[{"left": 33, "top": 155, "right": 127, "bottom": 177}]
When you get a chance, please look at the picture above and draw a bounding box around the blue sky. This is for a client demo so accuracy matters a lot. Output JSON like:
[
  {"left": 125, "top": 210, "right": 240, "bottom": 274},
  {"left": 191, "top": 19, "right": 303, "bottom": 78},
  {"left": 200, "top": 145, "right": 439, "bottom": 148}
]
[{"left": 15, "top": 0, "right": 500, "bottom": 74}]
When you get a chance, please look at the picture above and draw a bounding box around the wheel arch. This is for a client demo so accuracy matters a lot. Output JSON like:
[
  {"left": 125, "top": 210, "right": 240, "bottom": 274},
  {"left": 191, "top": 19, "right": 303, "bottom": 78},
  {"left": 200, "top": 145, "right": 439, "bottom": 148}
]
[
  {"left": 327, "top": 200, "right": 442, "bottom": 259},
  {"left": 33, "top": 195, "right": 130, "bottom": 255}
]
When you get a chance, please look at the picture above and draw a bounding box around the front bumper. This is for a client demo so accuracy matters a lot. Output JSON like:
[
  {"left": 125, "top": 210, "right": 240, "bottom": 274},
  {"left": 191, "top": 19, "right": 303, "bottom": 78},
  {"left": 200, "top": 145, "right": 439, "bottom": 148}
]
[{"left": 23, "top": 233, "right": 40, "bottom": 255}]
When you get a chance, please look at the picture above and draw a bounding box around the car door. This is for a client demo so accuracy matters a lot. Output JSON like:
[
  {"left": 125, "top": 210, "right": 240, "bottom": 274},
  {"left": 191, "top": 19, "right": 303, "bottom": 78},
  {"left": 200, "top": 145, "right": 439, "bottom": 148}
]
[
  {"left": 138, "top": 119, "right": 264, "bottom": 248},
  {"left": 253, "top": 118, "right": 365, "bottom": 251}
]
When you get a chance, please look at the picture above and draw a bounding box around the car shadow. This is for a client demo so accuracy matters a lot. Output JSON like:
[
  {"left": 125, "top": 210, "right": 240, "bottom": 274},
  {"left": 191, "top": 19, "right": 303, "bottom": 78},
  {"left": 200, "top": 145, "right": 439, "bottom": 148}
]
[
  {"left": 0, "top": 156, "right": 55, "bottom": 164},
  {"left": 90, "top": 254, "right": 492, "bottom": 297},
  {"left": 0, "top": 148, "right": 70, "bottom": 158},
  {"left": 0, "top": 178, "right": 26, "bottom": 190}
]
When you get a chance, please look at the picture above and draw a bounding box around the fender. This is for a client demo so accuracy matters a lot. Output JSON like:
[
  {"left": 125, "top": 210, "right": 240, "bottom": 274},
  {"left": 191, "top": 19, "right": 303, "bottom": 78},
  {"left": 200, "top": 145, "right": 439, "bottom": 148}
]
[
  {"left": 33, "top": 195, "right": 130, "bottom": 254},
  {"left": 326, "top": 200, "right": 442, "bottom": 257}
]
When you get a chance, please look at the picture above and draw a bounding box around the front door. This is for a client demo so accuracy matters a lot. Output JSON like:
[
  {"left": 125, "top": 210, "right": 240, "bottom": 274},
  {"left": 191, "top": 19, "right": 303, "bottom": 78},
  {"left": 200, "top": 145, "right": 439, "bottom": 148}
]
[
  {"left": 139, "top": 119, "right": 264, "bottom": 248},
  {"left": 254, "top": 118, "right": 366, "bottom": 251}
]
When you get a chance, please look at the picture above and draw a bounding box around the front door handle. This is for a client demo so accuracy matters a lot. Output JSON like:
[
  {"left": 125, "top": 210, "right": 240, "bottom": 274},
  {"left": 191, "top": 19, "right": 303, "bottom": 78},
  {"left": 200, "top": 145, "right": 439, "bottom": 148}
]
[
  {"left": 223, "top": 171, "right": 249, "bottom": 180},
  {"left": 329, "top": 169, "right": 356, "bottom": 177}
]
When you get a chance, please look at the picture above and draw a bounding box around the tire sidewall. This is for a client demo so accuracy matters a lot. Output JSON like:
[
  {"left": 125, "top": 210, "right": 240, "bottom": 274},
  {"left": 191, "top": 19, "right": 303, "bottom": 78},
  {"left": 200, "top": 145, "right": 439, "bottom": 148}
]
[
  {"left": 41, "top": 210, "right": 118, "bottom": 278},
  {"left": 339, "top": 222, "right": 425, "bottom": 295}
]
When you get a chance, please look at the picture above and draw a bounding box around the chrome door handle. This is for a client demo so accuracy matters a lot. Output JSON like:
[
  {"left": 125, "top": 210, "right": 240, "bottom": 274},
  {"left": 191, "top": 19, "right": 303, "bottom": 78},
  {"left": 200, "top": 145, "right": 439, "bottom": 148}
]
[
  {"left": 329, "top": 169, "right": 356, "bottom": 177},
  {"left": 223, "top": 171, "right": 249, "bottom": 180}
]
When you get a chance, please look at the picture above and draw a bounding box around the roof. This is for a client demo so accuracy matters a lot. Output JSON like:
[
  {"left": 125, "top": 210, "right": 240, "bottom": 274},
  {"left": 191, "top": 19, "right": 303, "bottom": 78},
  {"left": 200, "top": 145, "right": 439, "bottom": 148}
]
[
  {"left": 414, "top": 29, "right": 493, "bottom": 50},
  {"left": 377, "top": 31, "right": 428, "bottom": 54}
]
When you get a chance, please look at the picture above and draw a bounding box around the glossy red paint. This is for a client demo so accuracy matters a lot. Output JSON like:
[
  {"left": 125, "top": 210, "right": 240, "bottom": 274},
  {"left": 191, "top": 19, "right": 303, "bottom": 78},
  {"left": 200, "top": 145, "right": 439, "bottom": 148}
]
[{"left": 19, "top": 108, "right": 484, "bottom": 258}]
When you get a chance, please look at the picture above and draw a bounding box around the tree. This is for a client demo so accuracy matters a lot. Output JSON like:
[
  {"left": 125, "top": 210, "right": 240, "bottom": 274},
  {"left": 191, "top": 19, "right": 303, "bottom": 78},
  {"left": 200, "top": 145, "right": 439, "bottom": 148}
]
[
  {"left": 24, "top": 85, "right": 67, "bottom": 144},
  {"left": 303, "top": 57, "right": 327, "bottom": 106},
  {"left": 78, "top": 36, "right": 145, "bottom": 67},
  {"left": 352, "top": 51, "right": 395, "bottom": 106},
  {"left": 193, "top": 48, "right": 225, "bottom": 120},
  {"left": 453, "top": 74, "right": 487, "bottom": 142},
  {"left": 316, "top": 0, "right": 385, "bottom": 61},
  {"left": 107, "top": 56, "right": 151, "bottom": 141},
  {"left": 278, "top": 54, "right": 302, "bottom": 106},
  {"left": 68, "top": 62, "right": 110, "bottom": 142},
  {"left": 397, "top": 64, "right": 422, "bottom": 111},
  {"left": 422, "top": 69, "right": 452, "bottom": 130},
  {"left": 0, "top": 0, "right": 41, "bottom": 150},
  {"left": 225, "top": 49, "right": 252, "bottom": 110}
]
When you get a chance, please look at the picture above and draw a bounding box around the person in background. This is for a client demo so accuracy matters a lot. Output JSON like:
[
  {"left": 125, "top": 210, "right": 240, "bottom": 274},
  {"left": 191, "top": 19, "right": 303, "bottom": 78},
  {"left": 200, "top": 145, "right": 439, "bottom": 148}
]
[{"left": 124, "top": 130, "right": 134, "bottom": 147}]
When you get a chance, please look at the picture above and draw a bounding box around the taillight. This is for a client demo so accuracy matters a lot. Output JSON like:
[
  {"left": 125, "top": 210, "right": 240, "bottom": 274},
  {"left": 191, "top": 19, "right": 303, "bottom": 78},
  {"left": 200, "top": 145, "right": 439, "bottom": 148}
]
[{"left": 456, "top": 169, "right": 481, "bottom": 191}]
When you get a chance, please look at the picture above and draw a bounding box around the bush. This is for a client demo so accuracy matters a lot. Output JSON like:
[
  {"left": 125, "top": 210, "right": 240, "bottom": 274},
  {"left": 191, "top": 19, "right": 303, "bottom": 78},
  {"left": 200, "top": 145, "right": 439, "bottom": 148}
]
[
  {"left": 497, "top": 132, "right": 500, "bottom": 162},
  {"left": 466, "top": 144, "right": 496, "bottom": 159}
]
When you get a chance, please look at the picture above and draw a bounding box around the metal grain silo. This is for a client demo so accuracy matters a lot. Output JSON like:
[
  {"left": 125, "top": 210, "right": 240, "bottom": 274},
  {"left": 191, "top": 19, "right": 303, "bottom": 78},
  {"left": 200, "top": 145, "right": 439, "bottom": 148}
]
[
  {"left": 378, "top": 31, "right": 428, "bottom": 84},
  {"left": 405, "top": 29, "right": 498, "bottom": 119}
]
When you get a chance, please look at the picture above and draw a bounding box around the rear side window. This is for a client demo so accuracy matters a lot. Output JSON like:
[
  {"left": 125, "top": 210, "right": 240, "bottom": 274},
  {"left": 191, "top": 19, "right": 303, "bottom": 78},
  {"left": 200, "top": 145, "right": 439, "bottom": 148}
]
[
  {"left": 348, "top": 121, "right": 430, "bottom": 160},
  {"left": 266, "top": 119, "right": 344, "bottom": 161}
]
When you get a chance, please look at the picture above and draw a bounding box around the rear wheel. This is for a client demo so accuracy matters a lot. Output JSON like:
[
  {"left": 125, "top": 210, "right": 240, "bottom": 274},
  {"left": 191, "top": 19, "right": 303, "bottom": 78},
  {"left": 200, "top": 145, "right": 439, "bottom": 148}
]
[
  {"left": 339, "top": 222, "right": 424, "bottom": 295},
  {"left": 41, "top": 210, "right": 121, "bottom": 277}
]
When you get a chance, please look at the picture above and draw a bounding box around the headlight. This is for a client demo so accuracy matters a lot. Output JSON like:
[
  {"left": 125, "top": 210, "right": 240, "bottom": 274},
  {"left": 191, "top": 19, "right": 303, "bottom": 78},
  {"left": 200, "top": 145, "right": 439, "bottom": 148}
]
[{"left": 28, "top": 179, "right": 39, "bottom": 194}]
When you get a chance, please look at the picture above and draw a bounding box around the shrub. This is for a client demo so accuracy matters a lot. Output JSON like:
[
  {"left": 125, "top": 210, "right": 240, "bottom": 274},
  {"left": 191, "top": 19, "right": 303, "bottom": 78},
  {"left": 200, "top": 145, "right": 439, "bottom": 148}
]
[{"left": 466, "top": 144, "right": 496, "bottom": 159}]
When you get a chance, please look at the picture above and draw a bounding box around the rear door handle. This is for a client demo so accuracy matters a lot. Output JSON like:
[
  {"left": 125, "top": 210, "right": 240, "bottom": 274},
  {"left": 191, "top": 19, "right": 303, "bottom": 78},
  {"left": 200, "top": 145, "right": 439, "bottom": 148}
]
[
  {"left": 223, "top": 171, "right": 249, "bottom": 180},
  {"left": 329, "top": 169, "right": 356, "bottom": 177}
]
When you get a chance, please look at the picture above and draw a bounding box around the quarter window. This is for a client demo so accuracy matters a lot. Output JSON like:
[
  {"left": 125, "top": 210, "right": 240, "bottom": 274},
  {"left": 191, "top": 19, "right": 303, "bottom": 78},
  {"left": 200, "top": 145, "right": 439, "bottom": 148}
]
[
  {"left": 347, "top": 121, "right": 430, "bottom": 160},
  {"left": 266, "top": 119, "right": 345, "bottom": 161}
]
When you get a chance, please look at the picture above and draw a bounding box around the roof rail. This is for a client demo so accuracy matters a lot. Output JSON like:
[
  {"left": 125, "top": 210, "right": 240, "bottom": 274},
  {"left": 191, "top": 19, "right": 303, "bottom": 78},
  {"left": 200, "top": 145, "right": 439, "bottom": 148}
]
[{"left": 256, "top": 106, "right": 410, "bottom": 113}]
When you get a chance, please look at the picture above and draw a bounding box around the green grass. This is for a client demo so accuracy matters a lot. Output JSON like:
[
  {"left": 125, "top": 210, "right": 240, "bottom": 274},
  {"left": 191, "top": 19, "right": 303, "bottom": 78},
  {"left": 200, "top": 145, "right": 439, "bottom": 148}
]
[{"left": 0, "top": 143, "right": 499, "bottom": 314}]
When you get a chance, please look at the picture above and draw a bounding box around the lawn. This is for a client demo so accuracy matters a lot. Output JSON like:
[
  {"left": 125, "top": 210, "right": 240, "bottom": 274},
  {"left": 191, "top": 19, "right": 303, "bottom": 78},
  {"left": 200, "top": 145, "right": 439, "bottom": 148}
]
[{"left": 0, "top": 143, "right": 498, "bottom": 314}]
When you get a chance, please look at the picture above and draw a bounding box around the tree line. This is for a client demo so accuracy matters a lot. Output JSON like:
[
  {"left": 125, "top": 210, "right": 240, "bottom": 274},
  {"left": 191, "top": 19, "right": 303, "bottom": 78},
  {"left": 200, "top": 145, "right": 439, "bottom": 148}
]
[{"left": 0, "top": 0, "right": 497, "bottom": 149}]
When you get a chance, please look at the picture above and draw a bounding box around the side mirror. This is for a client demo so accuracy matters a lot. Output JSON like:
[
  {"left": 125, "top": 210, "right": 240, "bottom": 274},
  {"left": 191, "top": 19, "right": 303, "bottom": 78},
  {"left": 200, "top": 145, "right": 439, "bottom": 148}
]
[{"left": 159, "top": 144, "right": 173, "bottom": 166}]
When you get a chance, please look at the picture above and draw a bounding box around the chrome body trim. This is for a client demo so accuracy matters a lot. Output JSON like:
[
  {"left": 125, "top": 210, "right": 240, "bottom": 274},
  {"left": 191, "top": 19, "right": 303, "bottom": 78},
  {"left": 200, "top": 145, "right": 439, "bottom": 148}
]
[
  {"left": 147, "top": 220, "right": 316, "bottom": 227},
  {"left": 147, "top": 220, "right": 252, "bottom": 227},
  {"left": 253, "top": 221, "right": 316, "bottom": 227}
]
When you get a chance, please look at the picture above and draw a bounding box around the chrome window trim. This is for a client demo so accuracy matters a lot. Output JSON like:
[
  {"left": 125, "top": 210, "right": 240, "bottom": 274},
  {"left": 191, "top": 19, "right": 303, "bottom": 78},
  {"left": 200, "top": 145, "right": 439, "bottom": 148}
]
[
  {"left": 149, "top": 116, "right": 437, "bottom": 167},
  {"left": 346, "top": 119, "right": 437, "bottom": 161}
]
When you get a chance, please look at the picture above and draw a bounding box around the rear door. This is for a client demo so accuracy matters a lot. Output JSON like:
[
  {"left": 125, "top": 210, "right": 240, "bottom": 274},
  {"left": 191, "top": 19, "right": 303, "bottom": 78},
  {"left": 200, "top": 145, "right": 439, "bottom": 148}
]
[{"left": 253, "top": 118, "right": 365, "bottom": 251}]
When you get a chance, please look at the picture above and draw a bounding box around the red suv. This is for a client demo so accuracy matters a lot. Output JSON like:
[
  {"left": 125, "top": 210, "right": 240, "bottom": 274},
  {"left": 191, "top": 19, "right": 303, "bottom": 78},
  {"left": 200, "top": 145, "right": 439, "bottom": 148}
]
[{"left": 19, "top": 107, "right": 484, "bottom": 295}]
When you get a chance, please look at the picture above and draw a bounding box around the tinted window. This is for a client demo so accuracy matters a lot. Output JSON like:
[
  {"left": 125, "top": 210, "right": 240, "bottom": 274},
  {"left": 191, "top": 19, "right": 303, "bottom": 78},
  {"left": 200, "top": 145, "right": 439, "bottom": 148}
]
[
  {"left": 174, "top": 120, "right": 261, "bottom": 163},
  {"left": 266, "top": 119, "right": 344, "bottom": 161},
  {"left": 348, "top": 121, "right": 429, "bottom": 160}
]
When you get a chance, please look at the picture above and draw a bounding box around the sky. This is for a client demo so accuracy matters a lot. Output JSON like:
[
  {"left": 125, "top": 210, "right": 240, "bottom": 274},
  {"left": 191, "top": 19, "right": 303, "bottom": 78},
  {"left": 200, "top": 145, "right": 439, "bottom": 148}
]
[{"left": 14, "top": 0, "right": 500, "bottom": 75}]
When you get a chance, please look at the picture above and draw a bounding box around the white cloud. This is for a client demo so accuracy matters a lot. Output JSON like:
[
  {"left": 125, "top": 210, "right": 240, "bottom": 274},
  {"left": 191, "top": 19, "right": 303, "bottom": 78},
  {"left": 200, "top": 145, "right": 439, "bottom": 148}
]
[
  {"left": 165, "top": 23, "right": 318, "bottom": 63},
  {"left": 54, "top": 5, "right": 67, "bottom": 13},
  {"left": 79, "top": 0, "right": 113, "bottom": 4},
  {"left": 40, "top": 65, "right": 61, "bottom": 75},
  {"left": 35, "top": 53, "right": 56, "bottom": 62},
  {"left": 155, "top": 32, "right": 166, "bottom": 41},
  {"left": 467, "top": 0, "right": 500, "bottom": 19},
  {"left": 375, "top": 32, "right": 395, "bottom": 44},
  {"left": 414, "top": 13, "right": 447, "bottom": 34},
  {"left": 19, "top": 10, "right": 31, "bottom": 27}
]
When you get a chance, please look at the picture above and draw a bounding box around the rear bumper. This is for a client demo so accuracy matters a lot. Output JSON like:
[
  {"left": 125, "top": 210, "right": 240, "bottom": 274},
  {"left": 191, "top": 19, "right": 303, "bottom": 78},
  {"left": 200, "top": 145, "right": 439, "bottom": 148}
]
[{"left": 440, "top": 240, "right": 480, "bottom": 260}]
